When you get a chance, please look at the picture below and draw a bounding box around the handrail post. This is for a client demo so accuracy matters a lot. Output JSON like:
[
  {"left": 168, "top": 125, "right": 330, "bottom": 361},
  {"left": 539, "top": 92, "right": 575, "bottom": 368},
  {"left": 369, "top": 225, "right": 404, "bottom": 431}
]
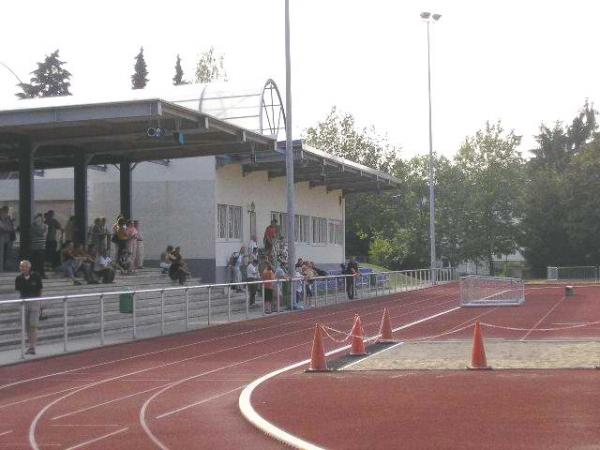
[
  {"left": 160, "top": 289, "right": 165, "bottom": 336},
  {"left": 132, "top": 291, "right": 137, "bottom": 339},
  {"left": 276, "top": 280, "right": 281, "bottom": 312},
  {"left": 185, "top": 288, "right": 190, "bottom": 331},
  {"left": 343, "top": 277, "right": 347, "bottom": 302},
  {"left": 63, "top": 296, "right": 68, "bottom": 352},
  {"left": 303, "top": 279, "right": 307, "bottom": 308},
  {"left": 227, "top": 285, "right": 232, "bottom": 322},
  {"left": 100, "top": 294, "right": 105, "bottom": 346},
  {"left": 20, "top": 300, "right": 26, "bottom": 359},
  {"left": 245, "top": 284, "right": 250, "bottom": 319},
  {"left": 324, "top": 278, "right": 328, "bottom": 305},
  {"left": 208, "top": 286, "right": 212, "bottom": 326},
  {"left": 262, "top": 283, "right": 266, "bottom": 314}
]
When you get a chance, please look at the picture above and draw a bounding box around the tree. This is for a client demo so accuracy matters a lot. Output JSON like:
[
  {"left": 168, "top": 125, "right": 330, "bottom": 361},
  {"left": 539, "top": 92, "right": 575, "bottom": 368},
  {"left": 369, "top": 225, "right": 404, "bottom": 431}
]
[
  {"left": 455, "top": 121, "right": 524, "bottom": 274},
  {"left": 195, "top": 47, "right": 227, "bottom": 83},
  {"left": 304, "top": 107, "right": 398, "bottom": 172},
  {"left": 131, "top": 47, "right": 148, "bottom": 89},
  {"left": 521, "top": 102, "right": 598, "bottom": 276},
  {"left": 304, "top": 107, "right": 405, "bottom": 265},
  {"left": 173, "top": 54, "right": 187, "bottom": 86},
  {"left": 16, "top": 50, "right": 72, "bottom": 99}
]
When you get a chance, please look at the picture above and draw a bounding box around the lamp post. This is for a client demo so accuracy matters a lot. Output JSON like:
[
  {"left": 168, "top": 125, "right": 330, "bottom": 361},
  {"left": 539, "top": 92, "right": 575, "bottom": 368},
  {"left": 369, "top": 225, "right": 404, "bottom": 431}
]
[
  {"left": 284, "top": 0, "right": 296, "bottom": 277},
  {"left": 420, "top": 11, "right": 441, "bottom": 283}
]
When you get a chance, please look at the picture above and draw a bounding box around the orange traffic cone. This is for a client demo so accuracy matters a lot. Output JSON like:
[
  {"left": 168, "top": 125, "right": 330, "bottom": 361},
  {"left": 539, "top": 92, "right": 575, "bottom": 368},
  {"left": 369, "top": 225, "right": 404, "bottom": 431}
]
[
  {"left": 469, "top": 321, "right": 491, "bottom": 370},
  {"left": 307, "top": 324, "right": 329, "bottom": 371},
  {"left": 377, "top": 308, "right": 397, "bottom": 343},
  {"left": 350, "top": 314, "right": 367, "bottom": 356}
]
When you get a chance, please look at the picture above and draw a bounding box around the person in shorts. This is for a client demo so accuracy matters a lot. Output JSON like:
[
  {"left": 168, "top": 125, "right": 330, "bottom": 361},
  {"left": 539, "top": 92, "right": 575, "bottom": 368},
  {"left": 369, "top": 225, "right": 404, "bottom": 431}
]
[
  {"left": 15, "top": 260, "right": 43, "bottom": 355},
  {"left": 261, "top": 263, "right": 275, "bottom": 314}
]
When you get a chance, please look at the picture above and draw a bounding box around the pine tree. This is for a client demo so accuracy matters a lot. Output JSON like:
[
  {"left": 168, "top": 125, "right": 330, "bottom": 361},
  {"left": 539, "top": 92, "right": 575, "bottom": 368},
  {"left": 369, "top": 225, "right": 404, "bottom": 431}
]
[
  {"left": 131, "top": 47, "right": 148, "bottom": 89},
  {"left": 16, "top": 50, "right": 72, "bottom": 99},
  {"left": 173, "top": 54, "right": 186, "bottom": 85}
]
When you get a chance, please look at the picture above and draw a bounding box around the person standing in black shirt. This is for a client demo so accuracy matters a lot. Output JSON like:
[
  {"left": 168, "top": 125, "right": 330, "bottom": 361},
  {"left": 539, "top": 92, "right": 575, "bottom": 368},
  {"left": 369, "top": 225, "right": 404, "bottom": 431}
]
[
  {"left": 346, "top": 256, "right": 359, "bottom": 300},
  {"left": 15, "top": 260, "right": 43, "bottom": 355}
]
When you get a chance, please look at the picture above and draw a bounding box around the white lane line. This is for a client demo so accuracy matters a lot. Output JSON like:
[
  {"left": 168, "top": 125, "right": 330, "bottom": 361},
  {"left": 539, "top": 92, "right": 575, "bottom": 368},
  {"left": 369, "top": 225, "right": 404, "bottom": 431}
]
[
  {"left": 2, "top": 285, "right": 444, "bottom": 392},
  {"left": 156, "top": 385, "right": 246, "bottom": 419},
  {"left": 238, "top": 305, "right": 461, "bottom": 450},
  {"left": 521, "top": 296, "right": 566, "bottom": 341},
  {"left": 28, "top": 324, "right": 320, "bottom": 450},
  {"left": 139, "top": 341, "right": 312, "bottom": 450},
  {"left": 0, "top": 386, "right": 80, "bottom": 410},
  {"left": 51, "top": 385, "right": 163, "bottom": 420},
  {"left": 342, "top": 341, "right": 406, "bottom": 370},
  {"left": 0, "top": 430, "right": 12, "bottom": 437},
  {"left": 64, "top": 427, "right": 128, "bottom": 450}
]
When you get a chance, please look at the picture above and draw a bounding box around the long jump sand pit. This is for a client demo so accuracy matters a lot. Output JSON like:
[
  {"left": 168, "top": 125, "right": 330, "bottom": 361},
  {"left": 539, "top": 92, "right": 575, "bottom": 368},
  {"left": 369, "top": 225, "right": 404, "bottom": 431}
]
[{"left": 347, "top": 340, "right": 600, "bottom": 370}]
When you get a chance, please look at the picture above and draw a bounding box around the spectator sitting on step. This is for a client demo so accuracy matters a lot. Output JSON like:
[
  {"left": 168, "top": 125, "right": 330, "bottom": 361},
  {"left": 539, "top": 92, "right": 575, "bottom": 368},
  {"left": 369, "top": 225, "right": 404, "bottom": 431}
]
[
  {"left": 73, "top": 243, "right": 99, "bottom": 284},
  {"left": 93, "top": 247, "right": 115, "bottom": 283},
  {"left": 60, "top": 242, "right": 82, "bottom": 285},
  {"left": 168, "top": 247, "right": 190, "bottom": 285},
  {"left": 160, "top": 245, "right": 174, "bottom": 274}
]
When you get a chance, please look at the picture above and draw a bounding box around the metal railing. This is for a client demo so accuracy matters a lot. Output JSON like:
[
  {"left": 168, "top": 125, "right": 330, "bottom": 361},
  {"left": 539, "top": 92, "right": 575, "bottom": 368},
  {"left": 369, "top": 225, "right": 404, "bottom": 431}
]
[
  {"left": 547, "top": 266, "right": 599, "bottom": 281},
  {"left": 1, "top": 267, "right": 456, "bottom": 359}
]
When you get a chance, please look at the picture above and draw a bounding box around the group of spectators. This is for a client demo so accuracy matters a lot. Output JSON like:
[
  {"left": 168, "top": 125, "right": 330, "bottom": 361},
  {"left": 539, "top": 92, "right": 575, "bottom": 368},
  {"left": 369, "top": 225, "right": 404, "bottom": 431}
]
[{"left": 159, "top": 245, "right": 191, "bottom": 285}]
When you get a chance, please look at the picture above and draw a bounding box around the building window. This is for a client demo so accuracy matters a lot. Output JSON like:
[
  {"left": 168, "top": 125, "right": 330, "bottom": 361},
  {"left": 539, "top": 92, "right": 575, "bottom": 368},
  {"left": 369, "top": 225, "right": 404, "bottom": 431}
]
[
  {"left": 329, "top": 220, "right": 343, "bottom": 245},
  {"left": 294, "top": 214, "right": 310, "bottom": 243},
  {"left": 270, "top": 211, "right": 287, "bottom": 238},
  {"left": 312, "top": 217, "right": 327, "bottom": 244},
  {"left": 218, "top": 204, "right": 243, "bottom": 241}
]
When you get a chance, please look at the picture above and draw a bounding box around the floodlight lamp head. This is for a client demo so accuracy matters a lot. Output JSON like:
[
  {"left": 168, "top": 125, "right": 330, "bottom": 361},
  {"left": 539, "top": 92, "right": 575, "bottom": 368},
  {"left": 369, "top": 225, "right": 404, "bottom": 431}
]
[
  {"left": 432, "top": 13, "right": 442, "bottom": 21},
  {"left": 420, "top": 11, "right": 431, "bottom": 20}
]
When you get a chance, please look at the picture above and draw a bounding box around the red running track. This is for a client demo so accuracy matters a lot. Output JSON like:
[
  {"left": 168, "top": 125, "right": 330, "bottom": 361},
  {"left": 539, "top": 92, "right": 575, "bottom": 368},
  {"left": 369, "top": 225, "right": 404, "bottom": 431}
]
[
  {"left": 251, "top": 284, "right": 600, "bottom": 449},
  {"left": 0, "top": 283, "right": 461, "bottom": 449},
  {"left": 0, "top": 283, "right": 598, "bottom": 449}
]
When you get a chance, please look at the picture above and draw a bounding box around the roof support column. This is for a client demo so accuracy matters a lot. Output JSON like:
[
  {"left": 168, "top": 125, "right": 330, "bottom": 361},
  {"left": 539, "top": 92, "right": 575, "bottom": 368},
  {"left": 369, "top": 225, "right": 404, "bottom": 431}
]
[
  {"left": 73, "top": 153, "right": 89, "bottom": 245},
  {"left": 120, "top": 159, "right": 132, "bottom": 219},
  {"left": 18, "top": 138, "right": 34, "bottom": 260}
]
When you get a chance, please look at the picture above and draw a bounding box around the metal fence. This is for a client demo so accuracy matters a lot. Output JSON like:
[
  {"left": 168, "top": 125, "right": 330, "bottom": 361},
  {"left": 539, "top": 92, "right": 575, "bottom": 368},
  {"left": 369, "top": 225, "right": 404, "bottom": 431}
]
[
  {"left": 1, "top": 267, "right": 456, "bottom": 359},
  {"left": 547, "top": 266, "right": 598, "bottom": 281}
]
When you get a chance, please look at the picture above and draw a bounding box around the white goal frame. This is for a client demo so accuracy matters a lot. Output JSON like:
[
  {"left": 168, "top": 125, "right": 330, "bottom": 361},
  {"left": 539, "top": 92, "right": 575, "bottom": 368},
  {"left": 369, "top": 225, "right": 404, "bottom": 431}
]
[{"left": 460, "top": 275, "right": 525, "bottom": 307}]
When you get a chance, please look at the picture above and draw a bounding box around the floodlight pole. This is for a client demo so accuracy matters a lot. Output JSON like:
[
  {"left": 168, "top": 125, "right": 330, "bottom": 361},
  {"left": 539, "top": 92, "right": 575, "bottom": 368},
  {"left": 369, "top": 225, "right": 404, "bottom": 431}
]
[
  {"left": 284, "top": 0, "right": 296, "bottom": 275},
  {"left": 421, "top": 12, "right": 441, "bottom": 284}
]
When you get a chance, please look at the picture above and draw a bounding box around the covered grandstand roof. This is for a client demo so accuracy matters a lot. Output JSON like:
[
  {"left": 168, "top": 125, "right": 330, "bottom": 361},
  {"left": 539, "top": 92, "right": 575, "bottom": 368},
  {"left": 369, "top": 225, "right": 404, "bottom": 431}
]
[
  {"left": 0, "top": 81, "right": 399, "bottom": 193},
  {"left": 223, "top": 139, "right": 401, "bottom": 194}
]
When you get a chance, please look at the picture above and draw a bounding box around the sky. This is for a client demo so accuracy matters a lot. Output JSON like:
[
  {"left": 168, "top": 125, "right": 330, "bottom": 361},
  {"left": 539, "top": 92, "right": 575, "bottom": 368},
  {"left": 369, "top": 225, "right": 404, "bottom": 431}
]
[{"left": 1, "top": 0, "right": 599, "bottom": 161}]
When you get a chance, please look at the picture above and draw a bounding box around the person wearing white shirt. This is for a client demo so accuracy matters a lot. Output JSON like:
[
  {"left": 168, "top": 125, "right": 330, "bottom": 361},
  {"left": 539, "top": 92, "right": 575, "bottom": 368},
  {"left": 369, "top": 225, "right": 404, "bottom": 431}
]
[
  {"left": 246, "top": 259, "right": 258, "bottom": 306},
  {"left": 94, "top": 248, "right": 115, "bottom": 283}
]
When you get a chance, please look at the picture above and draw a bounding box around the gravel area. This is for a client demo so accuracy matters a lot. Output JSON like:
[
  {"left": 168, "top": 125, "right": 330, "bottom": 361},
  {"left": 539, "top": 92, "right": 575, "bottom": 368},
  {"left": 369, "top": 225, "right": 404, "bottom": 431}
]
[{"left": 347, "top": 340, "right": 600, "bottom": 370}]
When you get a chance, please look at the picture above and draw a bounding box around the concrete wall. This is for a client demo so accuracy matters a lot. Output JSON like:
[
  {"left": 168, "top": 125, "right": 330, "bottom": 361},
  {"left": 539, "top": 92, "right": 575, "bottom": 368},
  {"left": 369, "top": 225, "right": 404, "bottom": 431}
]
[
  {"left": 214, "top": 163, "right": 345, "bottom": 281},
  {"left": 86, "top": 157, "right": 217, "bottom": 281}
]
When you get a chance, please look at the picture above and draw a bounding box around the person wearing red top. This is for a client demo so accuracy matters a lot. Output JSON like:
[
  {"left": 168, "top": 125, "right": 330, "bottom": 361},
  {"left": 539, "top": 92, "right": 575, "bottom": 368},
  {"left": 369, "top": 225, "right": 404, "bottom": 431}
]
[
  {"left": 263, "top": 219, "right": 279, "bottom": 254},
  {"left": 261, "top": 263, "right": 275, "bottom": 314}
]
